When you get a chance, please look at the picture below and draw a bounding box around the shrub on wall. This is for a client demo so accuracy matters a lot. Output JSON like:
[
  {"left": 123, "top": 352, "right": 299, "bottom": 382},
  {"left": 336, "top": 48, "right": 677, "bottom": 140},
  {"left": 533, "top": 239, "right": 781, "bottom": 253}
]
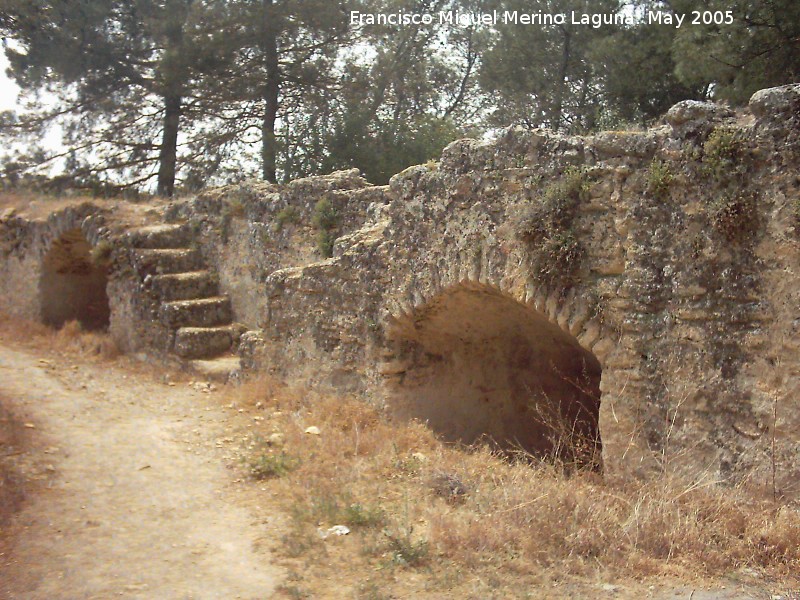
[
  {"left": 646, "top": 160, "right": 674, "bottom": 200},
  {"left": 702, "top": 127, "right": 751, "bottom": 185},
  {"left": 517, "top": 167, "right": 589, "bottom": 288},
  {"left": 274, "top": 206, "right": 300, "bottom": 232},
  {"left": 710, "top": 193, "right": 758, "bottom": 242},
  {"left": 312, "top": 197, "right": 339, "bottom": 258}
]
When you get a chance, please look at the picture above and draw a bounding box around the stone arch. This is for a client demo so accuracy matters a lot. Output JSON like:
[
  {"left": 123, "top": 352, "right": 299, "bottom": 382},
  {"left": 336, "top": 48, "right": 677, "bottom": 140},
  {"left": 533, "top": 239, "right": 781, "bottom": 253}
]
[
  {"left": 381, "top": 280, "right": 614, "bottom": 469},
  {"left": 39, "top": 226, "right": 111, "bottom": 331}
]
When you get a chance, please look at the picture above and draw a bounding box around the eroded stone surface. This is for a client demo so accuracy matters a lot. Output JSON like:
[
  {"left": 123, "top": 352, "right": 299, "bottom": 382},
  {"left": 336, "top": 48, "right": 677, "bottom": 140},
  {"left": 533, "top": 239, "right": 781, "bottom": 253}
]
[{"left": 2, "top": 85, "right": 799, "bottom": 486}]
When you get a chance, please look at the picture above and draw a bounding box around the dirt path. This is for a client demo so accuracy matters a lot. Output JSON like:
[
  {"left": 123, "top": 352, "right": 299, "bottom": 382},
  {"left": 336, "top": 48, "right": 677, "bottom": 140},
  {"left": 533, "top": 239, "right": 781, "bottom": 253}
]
[{"left": 0, "top": 343, "right": 280, "bottom": 600}]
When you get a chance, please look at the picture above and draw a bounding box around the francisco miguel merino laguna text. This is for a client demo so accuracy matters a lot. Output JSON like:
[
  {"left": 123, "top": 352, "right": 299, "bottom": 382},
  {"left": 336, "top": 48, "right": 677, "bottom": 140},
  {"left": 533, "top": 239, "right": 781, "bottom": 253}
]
[{"left": 350, "top": 9, "right": 733, "bottom": 29}]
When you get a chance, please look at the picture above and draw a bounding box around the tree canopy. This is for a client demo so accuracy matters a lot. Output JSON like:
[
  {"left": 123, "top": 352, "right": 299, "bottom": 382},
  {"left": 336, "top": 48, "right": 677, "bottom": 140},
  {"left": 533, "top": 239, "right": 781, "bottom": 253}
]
[{"left": 0, "top": 0, "right": 797, "bottom": 194}]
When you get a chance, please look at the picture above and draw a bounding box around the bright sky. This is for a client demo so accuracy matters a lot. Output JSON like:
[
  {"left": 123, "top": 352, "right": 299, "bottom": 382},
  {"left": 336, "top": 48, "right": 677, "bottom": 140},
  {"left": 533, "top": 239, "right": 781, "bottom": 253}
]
[{"left": 0, "top": 53, "right": 20, "bottom": 112}]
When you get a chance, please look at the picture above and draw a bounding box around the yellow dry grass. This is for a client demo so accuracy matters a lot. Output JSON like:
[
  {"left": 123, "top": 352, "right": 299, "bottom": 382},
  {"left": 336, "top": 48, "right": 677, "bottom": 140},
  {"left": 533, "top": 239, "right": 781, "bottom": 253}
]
[
  {"left": 228, "top": 375, "right": 800, "bottom": 599},
  {"left": 0, "top": 315, "right": 119, "bottom": 361}
]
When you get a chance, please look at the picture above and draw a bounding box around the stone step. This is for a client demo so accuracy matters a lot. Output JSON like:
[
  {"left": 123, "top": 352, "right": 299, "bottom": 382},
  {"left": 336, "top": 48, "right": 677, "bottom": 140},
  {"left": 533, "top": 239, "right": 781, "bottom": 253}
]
[
  {"left": 173, "top": 326, "right": 234, "bottom": 359},
  {"left": 188, "top": 356, "right": 242, "bottom": 383},
  {"left": 150, "top": 270, "right": 219, "bottom": 301},
  {"left": 159, "top": 296, "right": 232, "bottom": 328},
  {"left": 128, "top": 224, "right": 191, "bottom": 249},
  {"left": 135, "top": 248, "right": 204, "bottom": 275}
]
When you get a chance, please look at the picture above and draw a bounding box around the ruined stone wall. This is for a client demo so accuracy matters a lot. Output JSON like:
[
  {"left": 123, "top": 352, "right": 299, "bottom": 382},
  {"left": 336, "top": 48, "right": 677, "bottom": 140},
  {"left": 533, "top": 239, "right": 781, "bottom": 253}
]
[
  {"left": 0, "top": 204, "right": 112, "bottom": 324},
  {"left": 164, "top": 170, "right": 388, "bottom": 329},
  {"left": 1, "top": 84, "right": 798, "bottom": 489},
  {"left": 238, "top": 84, "right": 800, "bottom": 485}
]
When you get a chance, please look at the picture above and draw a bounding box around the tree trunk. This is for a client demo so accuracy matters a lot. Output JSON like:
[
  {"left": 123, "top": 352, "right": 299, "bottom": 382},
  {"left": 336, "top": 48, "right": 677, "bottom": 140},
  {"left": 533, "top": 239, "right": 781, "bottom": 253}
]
[
  {"left": 261, "top": 0, "right": 279, "bottom": 183},
  {"left": 553, "top": 25, "right": 572, "bottom": 132},
  {"left": 157, "top": 94, "right": 181, "bottom": 197},
  {"left": 157, "top": 0, "right": 189, "bottom": 197}
]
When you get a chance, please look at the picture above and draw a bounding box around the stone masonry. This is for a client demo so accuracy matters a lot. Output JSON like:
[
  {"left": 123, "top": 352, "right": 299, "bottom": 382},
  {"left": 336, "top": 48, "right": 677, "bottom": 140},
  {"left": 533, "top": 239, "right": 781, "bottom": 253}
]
[{"left": 1, "top": 84, "right": 799, "bottom": 487}]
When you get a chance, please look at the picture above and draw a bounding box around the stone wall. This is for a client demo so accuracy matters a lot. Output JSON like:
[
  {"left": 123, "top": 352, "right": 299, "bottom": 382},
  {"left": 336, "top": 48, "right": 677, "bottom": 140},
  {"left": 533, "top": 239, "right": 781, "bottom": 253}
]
[
  {"left": 1, "top": 84, "right": 798, "bottom": 489},
  {"left": 0, "top": 204, "right": 113, "bottom": 325},
  {"left": 217, "top": 84, "right": 800, "bottom": 485}
]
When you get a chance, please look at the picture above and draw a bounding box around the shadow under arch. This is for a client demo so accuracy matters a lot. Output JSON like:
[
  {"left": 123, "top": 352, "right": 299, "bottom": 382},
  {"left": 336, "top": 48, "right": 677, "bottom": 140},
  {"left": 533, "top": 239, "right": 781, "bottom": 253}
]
[
  {"left": 383, "top": 282, "right": 603, "bottom": 470},
  {"left": 39, "top": 228, "right": 111, "bottom": 331}
]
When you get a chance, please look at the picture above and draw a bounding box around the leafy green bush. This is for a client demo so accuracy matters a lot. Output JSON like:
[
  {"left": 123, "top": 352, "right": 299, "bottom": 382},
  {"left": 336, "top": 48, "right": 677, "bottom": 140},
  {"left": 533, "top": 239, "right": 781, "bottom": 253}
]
[
  {"left": 312, "top": 198, "right": 338, "bottom": 257},
  {"left": 316, "top": 229, "right": 336, "bottom": 258},
  {"left": 312, "top": 197, "right": 338, "bottom": 231}
]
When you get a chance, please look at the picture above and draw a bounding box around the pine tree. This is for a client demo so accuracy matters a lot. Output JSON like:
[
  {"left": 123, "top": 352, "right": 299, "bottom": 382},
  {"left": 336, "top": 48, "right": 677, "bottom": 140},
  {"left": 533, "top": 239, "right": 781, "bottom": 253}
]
[{"left": 0, "top": 0, "right": 237, "bottom": 196}]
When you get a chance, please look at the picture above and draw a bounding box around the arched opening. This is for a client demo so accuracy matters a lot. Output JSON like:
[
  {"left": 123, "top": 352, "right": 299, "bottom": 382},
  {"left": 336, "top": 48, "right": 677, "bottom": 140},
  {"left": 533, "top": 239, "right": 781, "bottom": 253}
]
[
  {"left": 384, "top": 284, "right": 602, "bottom": 470},
  {"left": 40, "top": 229, "right": 111, "bottom": 331}
]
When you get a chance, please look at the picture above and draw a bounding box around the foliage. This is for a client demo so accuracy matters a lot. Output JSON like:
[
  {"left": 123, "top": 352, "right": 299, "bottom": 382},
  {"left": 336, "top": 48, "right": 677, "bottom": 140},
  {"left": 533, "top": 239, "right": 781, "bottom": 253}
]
[
  {"left": 517, "top": 168, "right": 588, "bottom": 287},
  {"left": 533, "top": 231, "right": 586, "bottom": 287},
  {"left": 343, "top": 503, "right": 386, "bottom": 528},
  {"left": 219, "top": 376, "right": 800, "bottom": 596},
  {"left": 709, "top": 193, "right": 758, "bottom": 241},
  {"left": 704, "top": 127, "right": 749, "bottom": 165},
  {"left": 90, "top": 240, "right": 114, "bottom": 268},
  {"left": 480, "top": 0, "right": 622, "bottom": 133},
  {"left": 646, "top": 160, "right": 675, "bottom": 200},
  {"left": 274, "top": 206, "right": 301, "bottom": 232},
  {"left": 1, "top": 0, "right": 797, "bottom": 191},
  {"left": 673, "top": 0, "right": 800, "bottom": 104},
  {"left": 311, "top": 197, "right": 338, "bottom": 231},
  {"left": 311, "top": 197, "right": 339, "bottom": 257},
  {"left": 700, "top": 126, "right": 752, "bottom": 187},
  {"left": 592, "top": 19, "right": 704, "bottom": 125},
  {"left": 384, "top": 525, "right": 430, "bottom": 567},
  {"left": 0, "top": 0, "right": 240, "bottom": 196},
  {"left": 315, "top": 230, "right": 336, "bottom": 259},
  {"left": 247, "top": 451, "right": 299, "bottom": 480},
  {"left": 518, "top": 167, "right": 589, "bottom": 241}
]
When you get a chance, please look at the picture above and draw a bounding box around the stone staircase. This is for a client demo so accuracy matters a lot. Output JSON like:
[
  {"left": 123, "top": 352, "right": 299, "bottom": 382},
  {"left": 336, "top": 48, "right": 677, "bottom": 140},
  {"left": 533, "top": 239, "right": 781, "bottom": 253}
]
[{"left": 126, "top": 223, "right": 243, "bottom": 377}]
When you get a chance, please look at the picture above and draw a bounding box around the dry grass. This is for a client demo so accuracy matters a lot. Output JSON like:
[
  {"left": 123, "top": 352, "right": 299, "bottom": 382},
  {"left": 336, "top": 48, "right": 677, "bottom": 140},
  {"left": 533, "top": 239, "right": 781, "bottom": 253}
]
[
  {"left": 228, "top": 375, "right": 800, "bottom": 598},
  {"left": 0, "top": 315, "right": 119, "bottom": 362},
  {"left": 0, "top": 190, "right": 99, "bottom": 219}
]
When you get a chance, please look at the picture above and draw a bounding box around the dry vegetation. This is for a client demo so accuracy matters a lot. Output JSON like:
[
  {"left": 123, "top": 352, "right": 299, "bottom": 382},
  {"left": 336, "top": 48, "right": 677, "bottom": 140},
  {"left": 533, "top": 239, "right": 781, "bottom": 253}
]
[
  {"left": 0, "top": 315, "right": 120, "bottom": 362},
  {"left": 226, "top": 376, "right": 800, "bottom": 599},
  {"left": 0, "top": 314, "right": 797, "bottom": 597}
]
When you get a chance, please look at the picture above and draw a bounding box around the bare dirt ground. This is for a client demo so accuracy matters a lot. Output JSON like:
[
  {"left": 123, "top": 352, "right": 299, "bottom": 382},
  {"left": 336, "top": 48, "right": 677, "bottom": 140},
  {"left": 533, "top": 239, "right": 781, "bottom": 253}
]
[{"left": 0, "top": 342, "right": 281, "bottom": 600}]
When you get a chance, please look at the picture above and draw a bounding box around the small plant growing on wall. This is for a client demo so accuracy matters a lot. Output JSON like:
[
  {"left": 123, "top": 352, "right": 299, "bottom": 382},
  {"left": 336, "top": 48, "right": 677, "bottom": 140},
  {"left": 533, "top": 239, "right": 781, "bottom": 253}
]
[
  {"left": 710, "top": 193, "right": 758, "bottom": 241},
  {"left": 691, "top": 126, "right": 761, "bottom": 245},
  {"left": 274, "top": 205, "right": 300, "bottom": 232},
  {"left": 312, "top": 197, "right": 338, "bottom": 258},
  {"left": 646, "top": 159, "right": 674, "bottom": 200},
  {"left": 516, "top": 167, "right": 589, "bottom": 288},
  {"left": 534, "top": 231, "right": 585, "bottom": 287},
  {"left": 90, "top": 239, "right": 113, "bottom": 268},
  {"left": 702, "top": 126, "right": 751, "bottom": 186}
]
